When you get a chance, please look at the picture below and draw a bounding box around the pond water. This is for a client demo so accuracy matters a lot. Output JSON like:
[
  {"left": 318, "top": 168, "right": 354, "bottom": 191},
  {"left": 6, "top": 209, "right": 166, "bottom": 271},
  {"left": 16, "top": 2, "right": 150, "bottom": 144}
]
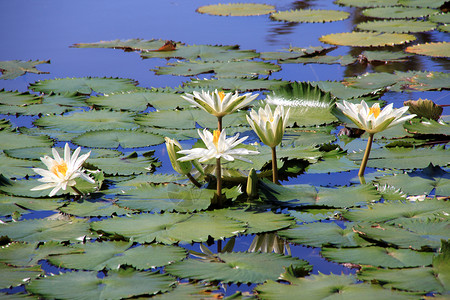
[{"left": 0, "top": 0, "right": 449, "bottom": 299}]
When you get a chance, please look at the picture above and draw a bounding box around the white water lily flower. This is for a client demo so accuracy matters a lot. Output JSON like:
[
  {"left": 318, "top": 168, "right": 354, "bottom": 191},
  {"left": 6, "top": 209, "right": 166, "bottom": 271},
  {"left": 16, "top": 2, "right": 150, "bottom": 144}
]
[
  {"left": 246, "top": 104, "right": 290, "bottom": 148},
  {"left": 336, "top": 100, "right": 416, "bottom": 134},
  {"left": 31, "top": 143, "right": 95, "bottom": 196},
  {"left": 177, "top": 128, "right": 259, "bottom": 163},
  {"left": 181, "top": 90, "right": 258, "bottom": 117}
]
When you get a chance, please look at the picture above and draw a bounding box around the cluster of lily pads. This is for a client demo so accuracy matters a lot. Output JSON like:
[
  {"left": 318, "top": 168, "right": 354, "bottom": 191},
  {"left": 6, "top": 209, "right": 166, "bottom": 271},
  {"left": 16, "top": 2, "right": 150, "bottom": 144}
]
[{"left": 0, "top": 0, "right": 449, "bottom": 299}]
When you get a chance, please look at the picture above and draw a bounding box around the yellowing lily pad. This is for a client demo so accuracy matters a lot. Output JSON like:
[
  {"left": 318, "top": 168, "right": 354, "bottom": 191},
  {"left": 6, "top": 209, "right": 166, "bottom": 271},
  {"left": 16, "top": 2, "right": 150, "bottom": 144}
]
[
  {"left": 270, "top": 9, "right": 350, "bottom": 23},
  {"left": 319, "top": 32, "right": 416, "bottom": 47},
  {"left": 196, "top": 3, "right": 275, "bottom": 16},
  {"left": 405, "top": 42, "right": 450, "bottom": 58}
]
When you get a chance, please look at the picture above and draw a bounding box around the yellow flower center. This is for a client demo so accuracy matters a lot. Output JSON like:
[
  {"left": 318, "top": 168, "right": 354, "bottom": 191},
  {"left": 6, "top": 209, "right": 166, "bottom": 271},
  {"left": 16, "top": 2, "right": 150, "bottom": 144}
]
[
  {"left": 213, "top": 130, "right": 220, "bottom": 147},
  {"left": 51, "top": 161, "right": 68, "bottom": 178},
  {"left": 369, "top": 105, "right": 380, "bottom": 118},
  {"left": 218, "top": 91, "right": 225, "bottom": 102}
]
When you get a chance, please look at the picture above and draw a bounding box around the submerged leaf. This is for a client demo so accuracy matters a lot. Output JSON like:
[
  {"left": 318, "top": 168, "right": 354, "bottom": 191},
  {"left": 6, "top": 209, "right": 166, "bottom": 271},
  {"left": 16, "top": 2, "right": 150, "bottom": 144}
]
[{"left": 71, "top": 38, "right": 173, "bottom": 51}]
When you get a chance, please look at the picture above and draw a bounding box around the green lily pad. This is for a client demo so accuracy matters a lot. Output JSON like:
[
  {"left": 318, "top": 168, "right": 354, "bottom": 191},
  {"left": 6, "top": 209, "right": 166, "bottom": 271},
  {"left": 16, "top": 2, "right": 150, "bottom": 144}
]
[
  {"left": 196, "top": 3, "right": 275, "bottom": 16},
  {"left": 91, "top": 212, "right": 246, "bottom": 244},
  {"left": 48, "top": 241, "right": 187, "bottom": 271},
  {"left": 0, "top": 241, "right": 80, "bottom": 267},
  {"left": 375, "top": 164, "right": 450, "bottom": 196},
  {"left": 0, "top": 60, "right": 49, "bottom": 80},
  {"left": 4, "top": 147, "right": 120, "bottom": 161},
  {"left": 0, "top": 153, "right": 37, "bottom": 179},
  {"left": 348, "top": 146, "right": 450, "bottom": 170},
  {"left": 321, "top": 246, "right": 434, "bottom": 268},
  {"left": 0, "top": 131, "right": 52, "bottom": 150},
  {"left": 405, "top": 118, "right": 449, "bottom": 136},
  {"left": 313, "top": 184, "right": 380, "bottom": 208},
  {"left": 270, "top": 9, "right": 349, "bottom": 23},
  {"left": 358, "top": 266, "right": 447, "bottom": 293},
  {"left": 0, "top": 195, "right": 61, "bottom": 214},
  {"left": 26, "top": 269, "right": 175, "bottom": 300},
  {"left": 182, "top": 77, "right": 288, "bottom": 91},
  {"left": 343, "top": 198, "right": 450, "bottom": 223},
  {"left": 283, "top": 126, "right": 336, "bottom": 147},
  {"left": 59, "top": 200, "right": 133, "bottom": 217},
  {"left": 214, "top": 209, "right": 295, "bottom": 234},
  {"left": 362, "top": 6, "right": 439, "bottom": 19},
  {"left": 357, "top": 20, "right": 436, "bottom": 33},
  {"left": 280, "top": 54, "right": 356, "bottom": 66},
  {"left": 87, "top": 90, "right": 190, "bottom": 111},
  {"left": 266, "top": 81, "right": 337, "bottom": 127},
  {"left": 354, "top": 219, "right": 449, "bottom": 250},
  {"left": 256, "top": 273, "right": 415, "bottom": 299},
  {"left": 142, "top": 44, "right": 259, "bottom": 61},
  {"left": 71, "top": 38, "right": 172, "bottom": 51},
  {"left": 165, "top": 252, "right": 311, "bottom": 284},
  {"left": 154, "top": 60, "right": 280, "bottom": 78},
  {"left": 87, "top": 151, "right": 160, "bottom": 175},
  {"left": 34, "top": 110, "right": 137, "bottom": 132},
  {"left": 398, "top": 0, "right": 447, "bottom": 8},
  {"left": 72, "top": 129, "right": 164, "bottom": 148},
  {"left": 0, "top": 90, "right": 41, "bottom": 106},
  {"left": 335, "top": 0, "right": 399, "bottom": 7},
  {"left": 278, "top": 221, "right": 371, "bottom": 248},
  {"left": 41, "top": 92, "right": 88, "bottom": 107},
  {"left": 309, "top": 81, "right": 382, "bottom": 99},
  {"left": 115, "top": 183, "right": 214, "bottom": 213},
  {"left": 151, "top": 283, "right": 220, "bottom": 300},
  {"left": 0, "top": 102, "right": 75, "bottom": 116},
  {"left": 0, "top": 218, "right": 91, "bottom": 243},
  {"left": 30, "top": 77, "right": 138, "bottom": 95},
  {"left": 0, "top": 264, "right": 43, "bottom": 289},
  {"left": 429, "top": 13, "right": 450, "bottom": 23},
  {"left": 406, "top": 42, "right": 450, "bottom": 58},
  {"left": 288, "top": 209, "right": 340, "bottom": 223},
  {"left": 135, "top": 108, "right": 248, "bottom": 129},
  {"left": 319, "top": 32, "right": 416, "bottom": 47}
]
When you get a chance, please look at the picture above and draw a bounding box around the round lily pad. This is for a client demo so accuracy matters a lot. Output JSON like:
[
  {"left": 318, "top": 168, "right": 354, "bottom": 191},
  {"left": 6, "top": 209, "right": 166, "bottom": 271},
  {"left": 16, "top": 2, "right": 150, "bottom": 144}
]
[
  {"left": 356, "top": 20, "right": 436, "bottom": 33},
  {"left": 72, "top": 129, "right": 164, "bottom": 148},
  {"left": 34, "top": 110, "right": 137, "bottom": 132},
  {"left": 271, "top": 9, "right": 350, "bottom": 23},
  {"left": 30, "top": 77, "right": 138, "bottom": 95},
  {"left": 335, "top": 0, "right": 399, "bottom": 7},
  {"left": 319, "top": 32, "right": 416, "bottom": 47},
  {"left": 406, "top": 42, "right": 450, "bottom": 58},
  {"left": 165, "top": 252, "right": 311, "bottom": 284},
  {"left": 362, "top": 6, "right": 438, "bottom": 19},
  {"left": 196, "top": 3, "right": 276, "bottom": 16}
]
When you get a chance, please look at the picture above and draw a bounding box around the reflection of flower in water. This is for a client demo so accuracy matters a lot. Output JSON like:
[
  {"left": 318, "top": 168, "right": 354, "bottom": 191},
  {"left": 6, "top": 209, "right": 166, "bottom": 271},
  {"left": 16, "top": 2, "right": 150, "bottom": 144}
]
[
  {"left": 249, "top": 233, "right": 291, "bottom": 255},
  {"left": 31, "top": 143, "right": 94, "bottom": 196}
]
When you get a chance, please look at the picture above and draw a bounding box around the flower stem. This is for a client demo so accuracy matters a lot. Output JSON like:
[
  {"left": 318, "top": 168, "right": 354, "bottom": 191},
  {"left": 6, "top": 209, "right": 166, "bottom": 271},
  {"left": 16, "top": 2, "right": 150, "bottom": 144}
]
[
  {"left": 186, "top": 173, "right": 202, "bottom": 188},
  {"left": 217, "top": 116, "right": 223, "bottom": 132},
  {"left": 271, "top": 146, "right": 279, "bottom": 184},
  {"left": 216, "top": 157, "right": 222, "bottom": 207},
  {"left": 358, "top": 133, "right": 374, "bottom": 177}
]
